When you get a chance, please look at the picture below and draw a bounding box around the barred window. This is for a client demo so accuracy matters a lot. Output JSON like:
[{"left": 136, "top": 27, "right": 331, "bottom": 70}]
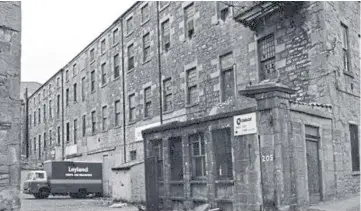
[
  {"left": 141, "top": 3, "right": 149, "bottom": 23},
  {"left": 186, "top": 68, "right": 198, "bottom": 105},
  {"left": 128, "top": 44, "right": 134, "bottom": 70},
  {"left": 190, "top": 133, "right": 206, "bottom": 178},
  {"left": 258, "top": 34, "right": 276, "bottom": 81},
  {"left": 144, "top": 87, "right": 152, "bottom": 118},
  {"left": 143, "top": 33, "right": 150, "bottom": 61},
  {"left": 163, "top": 78, "right": 172, "bottom": 112}
]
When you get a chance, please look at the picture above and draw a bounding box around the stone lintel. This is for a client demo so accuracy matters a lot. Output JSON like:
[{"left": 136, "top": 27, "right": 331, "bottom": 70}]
[{"left": 238, "top": 82, "right": 296, "bottom": 99}]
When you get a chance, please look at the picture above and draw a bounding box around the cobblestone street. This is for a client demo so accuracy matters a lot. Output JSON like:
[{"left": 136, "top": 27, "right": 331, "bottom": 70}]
[{"left": 20, "top": 194, "right": 126, "bottom": 211}]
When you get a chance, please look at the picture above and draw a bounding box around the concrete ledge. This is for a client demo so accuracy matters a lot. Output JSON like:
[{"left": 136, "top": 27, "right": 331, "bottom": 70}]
[
  {"left": 111, "top": 160, "right": 143, "bottom": 171},
  {"left": 87, "top": 146, "right": 116, "bottom": 155}
]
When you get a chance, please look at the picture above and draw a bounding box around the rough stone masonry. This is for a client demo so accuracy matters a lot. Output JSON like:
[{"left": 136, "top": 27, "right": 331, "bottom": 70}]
[{"left": 0, "top": 1, "right": 21, "bottom": 211}]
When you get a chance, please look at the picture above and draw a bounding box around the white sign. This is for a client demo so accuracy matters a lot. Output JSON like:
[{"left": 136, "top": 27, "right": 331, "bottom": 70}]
[
  {"left": 65, "top": 144, "right": 77, "bottom": 156},
  {"left": 233, "top": 112, "right": 257, "bottom": 136}
]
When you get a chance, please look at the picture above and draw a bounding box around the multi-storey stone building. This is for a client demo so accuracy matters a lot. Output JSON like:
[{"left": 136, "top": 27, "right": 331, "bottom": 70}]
[
  {"left": 0, "top": 1, "right": 21, "bottom": 210},
  {"left": 23, "top": 1, "right": 360, "bottom": 210}
]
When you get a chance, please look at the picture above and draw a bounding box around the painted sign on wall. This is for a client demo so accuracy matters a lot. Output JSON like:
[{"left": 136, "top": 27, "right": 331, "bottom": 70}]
[{"left": 233, "top": 112, "right": 257, "bottom": 136}]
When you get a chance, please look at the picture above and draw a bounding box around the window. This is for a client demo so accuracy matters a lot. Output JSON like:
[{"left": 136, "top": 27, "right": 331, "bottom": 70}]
[
  {"left": 169, "top": 137, "right": 183, "bottom": 181},
  {"left": 43, "top": 89, "right": 46, "bottom": 98},
  {"left": 341, "top": 23, "right": 350, "bottom": 72},
  {"left": 114, "top": 54, "right": 120, "bottom": 79},
  {"left": 57, "top": 77, "right": 60, "bottom": 87},
  {"left": 29, "top": 114, "right": 32, "bottom": 128},
  {"left": 128, "top": 44, "right": 134, "bottom": 70},
  {"left": 38, "top": 134, "right": 41, "bottom": 159},
  {"left": 141, "top": 3, "right": 149, "bottom": 23},
  {"left": 163, "top": 78, "right": 172, "bottom": 112},
  {"left": 73, "top": 83, "right": 77, "bottom": 102},
  {"left": 73, "top": 63, "right": 77, "bottom": 76},
  {"left": 101, "top": 39, "right": 106, "bottom": 54},
  {"left": 91, "top": 70, "right": 96, "bottom": 92},
  {"left": 81, "top": 115, "right": 86, "bottom": 137},
  {"left": 113, "top": 28, "right": 119, "bottom": 44},
  {"left": 350, "top": 124, "right": 359, "bottom": 171},
  {"left": 101, "top": 62, "right": 107, "bottom": 85},
  {"left": 129, "top": 94, "right": 136, "bottom": 122},
  {"left": 43, "top": 104, "right": 46, "bottom": 122},
  {"left": 65, "top": 88, "right": 69, "bottom": 106},
  {"left": 49, "top": 84, "right": 52, "bottom": 95},
  {"left": 161, "top": 20, "right": 170, "bottom": 51},
  {"left": 43, "top": 132, "right": 47, "bottom": 150},
  {"left": 57, "top": 126, "right": 61, "bottom": 145},
  {"left": 153, "top": 140, "right": 163, "bottom": 180},
  {"left": 130, "top": 150, "right": 137, "bottom": 161},
  {"left": 220, "top": 53, "right": 235, "bottom": 101},
  {"left": 126, "top": 16, "right": 133, "bottom": 34},
  {"left": 144, "top": 87, "right": 152, "bottom": 117},
  {"left": 184, "top": 3, "right": 195, "bottom": 39},
  {"left": 38, "top": 108, "right": 41, "bottom": 124},
  {"left": 49, "top": 100, "right": 52, "bottom": 118},
  {"left": 34, "top": 111, "right": 36, "bottom": 126},
  {"left": 33, "top": 137, "right": 36, "bottom": 155},
  {"left": 38, "top": 94, "right": 40, "bottom": 103},
  {"left": 218, "top": 2, "right": 230, "bottom": 21},
  {"left": 81, "top": 77, "right": 85, "bottom": 101},
  {"left": 160, "top": 1, "right": 168, "bottom": 9},
  {"left": 49, "top": 129, "right": 52, "bottom": 146},
  {"left": 90, "top": 48, "right": 95, "bottom": 62},
  {"left": 57, "top": 95, "right": 60, "bottom": 118},
  {"left": 258, "top": 34, "right": 276, "bottom": 81},
  {"left": 102, "top": 106, "right": 108, "bottom": 131},
  {"left": 115, "top": 100, "right": 121, "bottom": 127},
  {"left": 74, "top": 119, "right": 78, "bottom": 144},
  {"left": 65, "top": 69, "right": 69, "bottom": 81},
  {"left": 143, "top": 33, "right": 150, "bottom": 61},
  {"left": 91, "top": 111, "right": 96, "bottom": 134},
  {"left": 186, "top": 68, "right": 198, "bottom": 105},
  {"left": 190, "top": 133, "right": 206, "bottom": 178},
  {"left": 66, "top": 122, "right": 70, "bottom": 143},
  {"left": 212, "top": 128, "right": 233, "bottom": 179}
]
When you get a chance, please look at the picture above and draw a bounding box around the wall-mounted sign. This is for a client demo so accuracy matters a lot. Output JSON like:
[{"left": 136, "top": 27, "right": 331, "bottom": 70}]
[{"left": 234, "top": 112, "right": 257, "bottom": 136}]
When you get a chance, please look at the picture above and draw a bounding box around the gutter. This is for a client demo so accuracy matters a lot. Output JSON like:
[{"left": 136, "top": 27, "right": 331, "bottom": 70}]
[
  {"left": 25, "top": 88, "right": 29, "bottom": 158},
  {"left": 61, "top": 69, "right": 65, "bottom": 160}
]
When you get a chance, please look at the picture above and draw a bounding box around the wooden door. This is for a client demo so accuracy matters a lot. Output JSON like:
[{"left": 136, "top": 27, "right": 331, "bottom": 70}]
[
  {"left": 145, "top": 156, "right": 158, "bottom": 211},
  {"left": 102, "top": 155, "right": 110, "bottom": 197},
  {"left": 306, "top": 139, "right": 321, "bottom": 203}
]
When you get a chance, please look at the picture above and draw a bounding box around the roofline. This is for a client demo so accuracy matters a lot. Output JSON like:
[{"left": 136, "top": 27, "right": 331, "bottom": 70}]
[
  {"left": 28, "top": 68, "right": 63, "bottom": 99},
  {"left": 28, "top": 1, "right": 141, "bottom": 100}
]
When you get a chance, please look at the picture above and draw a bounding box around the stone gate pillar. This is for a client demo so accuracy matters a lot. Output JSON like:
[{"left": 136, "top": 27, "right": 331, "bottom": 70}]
[
  {"left": 0, "top": 2, "right": 22, "bottom": 210},
  {"left": 239, "top": 82, "right": 296, "bottom": 211}
]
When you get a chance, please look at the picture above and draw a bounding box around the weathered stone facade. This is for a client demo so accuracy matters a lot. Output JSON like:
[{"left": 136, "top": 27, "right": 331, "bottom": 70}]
[
  {"left": 23, "top": 1, "right": 359, "bottom": 207},
  {"left": 0, "top": 1, "right": 21, "bottom": 210}
]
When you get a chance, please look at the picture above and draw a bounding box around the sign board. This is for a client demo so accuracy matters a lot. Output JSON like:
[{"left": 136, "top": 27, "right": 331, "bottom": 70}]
[{"left": 234, "top": 112, "right": 257, "bottom": 136}]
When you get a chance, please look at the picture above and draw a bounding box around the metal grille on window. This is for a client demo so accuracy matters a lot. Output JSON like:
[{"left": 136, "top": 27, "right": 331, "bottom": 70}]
[{"left": 258, "top": 34, "right": 275, "bottom": 80}]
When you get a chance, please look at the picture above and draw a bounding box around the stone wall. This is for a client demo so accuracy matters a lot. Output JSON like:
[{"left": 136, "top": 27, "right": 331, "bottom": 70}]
[{"left": 0, "top": 1, "right": 21, "bottom": 210}]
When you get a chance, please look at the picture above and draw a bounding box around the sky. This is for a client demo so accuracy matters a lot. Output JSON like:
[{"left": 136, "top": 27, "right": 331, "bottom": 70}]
[{"left": 21, "top": 0, "right": 136, "bottom": 84}]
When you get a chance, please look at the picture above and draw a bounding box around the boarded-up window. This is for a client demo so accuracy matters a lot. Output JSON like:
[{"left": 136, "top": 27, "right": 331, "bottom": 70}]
[
  {"left": 144, "top": 87, "right": 152, "bottom": 117},
  {"left": 212, "top": 128, "right": 233, "bottom": 179},
  {"left": 143, "top": 33, "right": 150, "bottom": 61},
  {"left": 190, "top": 133, "right": 206, "bottom": 178},
  {"left": 350, "top": 124, "right": 360, "bottom": 171},
  {"left": 258, "top": 34, "right": 275, "bottom": 81},
  {"left": 187, "top": 68, "right": 198, "bottom": 105},
  {"left": 220, "top": 53, "right": 234, "bottom": 102},
  {"left": 169, "top": 137, "right": 183, "bottom": 181},
  {"left": 163, "top": 78, "right": 172, "bottom": 111},
  {"left": 129, "top": 94, "right": 136, "bottom": 122}
]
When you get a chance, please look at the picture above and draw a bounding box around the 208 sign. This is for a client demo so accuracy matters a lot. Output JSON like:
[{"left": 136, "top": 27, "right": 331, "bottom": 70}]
[{"left": 261, "top": 154, "right": 274, "bottom": 162}]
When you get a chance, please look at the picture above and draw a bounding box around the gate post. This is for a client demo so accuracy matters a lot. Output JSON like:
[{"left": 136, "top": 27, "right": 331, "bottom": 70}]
[{"left": 239, "top": 82, "right": 296, "bottom": 211}]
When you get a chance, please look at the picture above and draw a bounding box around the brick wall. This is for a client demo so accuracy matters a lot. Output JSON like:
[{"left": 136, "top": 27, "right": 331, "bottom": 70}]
[{"left": 0, "top": 1, "right": 21, "bottom": 210}]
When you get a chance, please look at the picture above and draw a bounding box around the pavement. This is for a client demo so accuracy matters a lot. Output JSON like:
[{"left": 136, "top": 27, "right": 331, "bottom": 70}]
[{"left": 308, "top": 194, "right": 360, "bottom": 211}]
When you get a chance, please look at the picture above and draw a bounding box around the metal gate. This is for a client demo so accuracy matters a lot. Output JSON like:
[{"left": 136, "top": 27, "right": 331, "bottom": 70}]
[{"left": 145, "top": 156, "right": 158, "bottom": 211}]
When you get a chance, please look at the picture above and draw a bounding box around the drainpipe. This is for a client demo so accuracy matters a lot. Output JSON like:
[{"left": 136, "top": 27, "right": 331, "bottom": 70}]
[
  {"left": 121, "top": 19, "right": 127, "bottom": 163},
  {"left": 156, "top": 1, "right": 163, "bottom": 125},
  {"left": 61, "top": 69, "right": 65, "bottom": 160},
  {"left": 25, "top": 88, "right": 29, "bottom": 158}
]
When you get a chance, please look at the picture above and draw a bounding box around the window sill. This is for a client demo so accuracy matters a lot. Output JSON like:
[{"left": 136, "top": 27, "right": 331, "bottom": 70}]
[
  {"left": 127, "top": 120, "right": 137, "bottom": 126},
  {"left": 90, "top": 60, "right": 96, "bottom": 65},
  {"left": 162, "top": 109, "right": 174, "bottom": 115},
  {"left": 126, "top": 30, "right": 134, "bottom": 38},
  {"left": 141, "top": 19, "right": 150, "bottom": 26},
  {"left": 142, "top": 58, "right": 152, "bottom": 65},
  {"left": 215, "top": 179, "right": 234, "bottom": 184},
  {"left": 344, "top": 71, "right": 354, "bottom": 78},
  {"left": 114, "top": 125, "right": 122, "bottom": 129},
  {"left": 91, "top": 90, "right": 96, "bottom": 94},
  {"left": 159, "top": 3, "right": 169, "bottom": 12},
  {"left": 127, "top": 68, "right": 135, "bottom": 73},
  {"left": 351, "top": 171, "right": 360, "bottom": 176},
  {"left": 169, "top": 180, "right": 184, "bottom": 185},
  {"left": 143, "top": 116, "right": 153, "bottom": 121},
  {"left": 101, "top": 83, "right": 107, "bottom": 88},
  {"left": 113, "top": 76, "right": 120, "bottom": 82},
  {"left": 186, "top": 103, "right": 199, "bottom": 108},
  {"left": 190, "top": 179, "right": 207, "bottom": 184},
  {"left": 112, "top": 42, "right": 119, "bottom": 48}
]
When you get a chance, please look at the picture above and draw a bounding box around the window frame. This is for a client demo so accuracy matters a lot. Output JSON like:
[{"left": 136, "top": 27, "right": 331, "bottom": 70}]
[
  {"left": 101, "top": 38, "right": 106, "bottom": 54},
  {"left": 161, "top": 19, "right": 171, "bottom": 52},
  {"left": 82, "top": 115, "right": 86, "bottom": 137},
  {"left": 73, "top": 83, "right": 77, "bottom": 102},
  {"left": 189, "top": 133, "right": 206, "bottom": 179},
  {"left": 129, "top": 93, "right": 136, "bottom": 122},
  {"left": 144, "top": 86, "right": 152, "bottom": 118},
  {"left": 163, "top": 77, "right": 173, "bottom": 112},
  {"left": 128, "top": 43, "right": 135, "bottom": 71},
  {"left": 91, "top": 111, "right": 96, "bottom": 134},
  {"left": 143, "top": 32, "right": 151, "bottom": 62},
  {"left": 341, "top": 23, "right": 351, "bottom": 73},
  {"left": 349, "top": 124, "right": 360, "bottom": 172},
  {"left": 220, "top": 52, "right": 235, "bottom": 102},
  {"left": 212, "top": 128, "right": 233, "bottom": 180},
  {"left": 73, "top": 119, "right": 78, "bottom": 144},
  {"left": 114, "top": 54, "right": 120, "bottom": 79},
  {"left": 186, "top": 67, "right": 198, "bottom": 106},
  {"left": 184, "top": 3, "right": 195, "bottom": 39},
  {"left": 101, "top": 62, "right": 107, "bottom": 86},
  {"left": 102, "top": 105, "right": 108, "bottom": 131},
  {"left": 91, "top": 70, "right": 96, "bottom": 93},
  {"left": 115, "top": 100, "right": 121, "bottom": 127},
  {"left": 141, "top": 3, "right": 150, "bottom": 24},
  {"left": 257, "top": 33, "right": 276, "bottom": 81}
]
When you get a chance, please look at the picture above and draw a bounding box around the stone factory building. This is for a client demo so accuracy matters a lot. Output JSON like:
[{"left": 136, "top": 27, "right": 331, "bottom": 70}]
[
  {"left": 23, "top": 1, "right": 360, "bottom": 210},
  {"left": 0, "top": 1, "right": 22, "bottom": 210}
]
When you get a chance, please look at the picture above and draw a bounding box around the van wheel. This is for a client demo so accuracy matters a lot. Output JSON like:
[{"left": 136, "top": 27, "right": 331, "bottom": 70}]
[
  {"left": 33, "top": 193, "right": 41, "bottom": 199},
  {"left": 36, "top": 188, "right": 50, "bottom": 199},
  {"left": 69, "top": 193, "right": 78, "bottom": 198},
  {"left": 78, "top": 189, "right": 87, "bottom": 199},
  {"left": 95, "top": 192, "right": 103, "bottom": 197}
]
